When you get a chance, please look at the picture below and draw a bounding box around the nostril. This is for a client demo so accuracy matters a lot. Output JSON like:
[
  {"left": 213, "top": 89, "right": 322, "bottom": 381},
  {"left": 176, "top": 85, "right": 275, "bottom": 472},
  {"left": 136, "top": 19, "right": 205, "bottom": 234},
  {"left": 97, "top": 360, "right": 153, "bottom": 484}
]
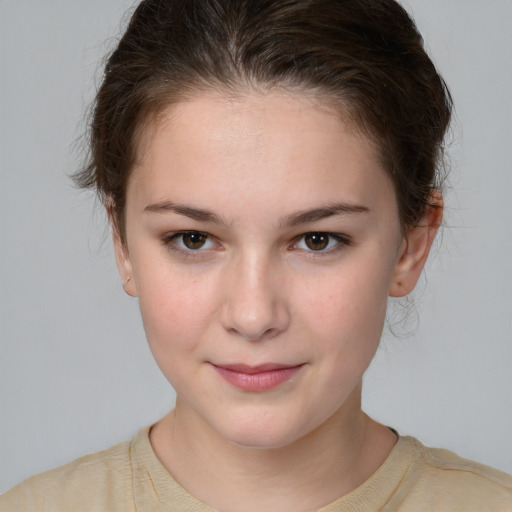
[
  {"left": 252, "top": 328, "right": 280, "bottom": 342},
  {"left": 225, "top": 325, "right": 280, "bottom": 342}
]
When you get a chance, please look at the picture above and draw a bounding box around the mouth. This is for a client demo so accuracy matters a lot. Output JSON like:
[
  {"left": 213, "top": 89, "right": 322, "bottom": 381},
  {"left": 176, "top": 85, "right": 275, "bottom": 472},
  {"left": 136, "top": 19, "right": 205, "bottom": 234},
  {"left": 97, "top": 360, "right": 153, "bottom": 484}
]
[{"left": 211, "top": 363, "right": 304, "bottom": 392}]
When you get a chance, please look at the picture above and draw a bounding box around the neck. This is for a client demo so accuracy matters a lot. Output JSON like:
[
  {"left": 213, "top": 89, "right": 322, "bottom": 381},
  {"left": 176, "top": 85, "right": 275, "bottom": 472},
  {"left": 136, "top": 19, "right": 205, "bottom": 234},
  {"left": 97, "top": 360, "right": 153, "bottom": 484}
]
[{"left": 150, "top": 385, "right": 396, "bottom": 512}]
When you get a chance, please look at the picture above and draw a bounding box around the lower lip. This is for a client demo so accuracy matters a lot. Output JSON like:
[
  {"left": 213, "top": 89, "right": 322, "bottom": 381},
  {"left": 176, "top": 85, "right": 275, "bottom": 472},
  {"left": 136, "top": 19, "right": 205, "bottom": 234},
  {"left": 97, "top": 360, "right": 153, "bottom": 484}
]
[{"left": 213, "top": 365, "right": 303, "bottom": 392}]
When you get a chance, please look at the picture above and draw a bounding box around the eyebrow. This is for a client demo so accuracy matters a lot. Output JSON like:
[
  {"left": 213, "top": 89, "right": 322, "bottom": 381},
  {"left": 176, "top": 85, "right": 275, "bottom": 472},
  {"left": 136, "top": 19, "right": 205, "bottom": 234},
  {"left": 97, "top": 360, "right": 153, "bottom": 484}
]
[
  {"left": 144, "top": 200, "right": 369, "bottom": 226},
  {"left": 144, "top": 201, "right": 223, "bottom": 224},
  {"left": 282, "top": 202, "right": 370, "bottom": 227}
]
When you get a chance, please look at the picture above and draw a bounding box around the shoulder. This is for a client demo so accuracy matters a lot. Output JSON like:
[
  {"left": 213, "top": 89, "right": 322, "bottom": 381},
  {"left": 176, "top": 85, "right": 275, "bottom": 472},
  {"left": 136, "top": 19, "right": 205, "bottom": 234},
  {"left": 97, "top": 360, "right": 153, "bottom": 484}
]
[
  {"left": 0, "top": 434, "right": 138, "bottom": 512},
  {"left": 397, "top": 436, "right": 512, "bottom": 511}
]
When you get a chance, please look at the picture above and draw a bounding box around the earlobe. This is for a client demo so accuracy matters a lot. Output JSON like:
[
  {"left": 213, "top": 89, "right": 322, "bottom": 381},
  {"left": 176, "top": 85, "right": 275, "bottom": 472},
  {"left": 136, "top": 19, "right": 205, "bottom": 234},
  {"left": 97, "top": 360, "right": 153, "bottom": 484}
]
[{"left": 389, "top": 192, "right": 443, "bottom": 298}]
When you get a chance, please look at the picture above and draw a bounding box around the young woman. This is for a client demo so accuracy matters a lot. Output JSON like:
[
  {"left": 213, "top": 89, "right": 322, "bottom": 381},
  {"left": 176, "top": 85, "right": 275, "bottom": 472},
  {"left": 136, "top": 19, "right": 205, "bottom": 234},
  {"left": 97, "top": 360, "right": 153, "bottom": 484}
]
[{"left": 2, "top": 0, "right": 511, "bottom": 510}]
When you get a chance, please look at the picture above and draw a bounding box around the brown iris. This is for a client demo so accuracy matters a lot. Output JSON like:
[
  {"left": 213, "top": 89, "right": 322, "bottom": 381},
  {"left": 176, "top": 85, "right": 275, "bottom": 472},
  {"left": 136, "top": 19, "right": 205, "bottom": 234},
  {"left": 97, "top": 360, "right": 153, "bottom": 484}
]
[
  {"left": 182, "top": 232, "right": 208, "bottom": 249},
  {"left": 304, "top": 232, "right": 329, "bottom": 251}
]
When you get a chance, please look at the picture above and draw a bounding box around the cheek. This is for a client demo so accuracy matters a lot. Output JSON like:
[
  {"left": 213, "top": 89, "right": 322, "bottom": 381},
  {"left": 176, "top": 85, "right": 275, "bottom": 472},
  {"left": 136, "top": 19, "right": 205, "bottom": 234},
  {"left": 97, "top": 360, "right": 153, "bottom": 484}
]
[
  {"left": 298, "top": 255, "right": 393, "bottom": 360},
  {"left": 135, "top": 264, "right": 218, "bottom": 360}
]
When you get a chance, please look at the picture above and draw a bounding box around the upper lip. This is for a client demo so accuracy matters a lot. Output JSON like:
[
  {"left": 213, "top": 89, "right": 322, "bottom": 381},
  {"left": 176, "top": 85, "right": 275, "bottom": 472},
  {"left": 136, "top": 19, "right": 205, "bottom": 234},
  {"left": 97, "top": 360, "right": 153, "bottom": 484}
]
[{"left": 212, "top": 363, "right": 303, "bottom": 374}]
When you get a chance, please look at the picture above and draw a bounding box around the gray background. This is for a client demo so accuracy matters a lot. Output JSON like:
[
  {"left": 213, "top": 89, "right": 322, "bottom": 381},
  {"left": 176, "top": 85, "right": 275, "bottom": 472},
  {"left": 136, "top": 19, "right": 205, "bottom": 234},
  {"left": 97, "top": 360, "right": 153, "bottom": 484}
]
[{"left": 1, "top": 0, "right": 511, "bottom": 492}]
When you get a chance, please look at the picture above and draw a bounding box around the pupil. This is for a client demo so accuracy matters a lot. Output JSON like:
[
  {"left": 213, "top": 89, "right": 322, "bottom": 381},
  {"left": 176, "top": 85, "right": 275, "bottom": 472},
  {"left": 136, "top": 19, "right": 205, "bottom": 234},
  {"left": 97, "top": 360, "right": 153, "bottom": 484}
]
[
  {"left": 183, "top": 232, "right": 206, "bottom": 249},
  {"left": 306, "top": 232, "right": 328, "bottom": 251}
]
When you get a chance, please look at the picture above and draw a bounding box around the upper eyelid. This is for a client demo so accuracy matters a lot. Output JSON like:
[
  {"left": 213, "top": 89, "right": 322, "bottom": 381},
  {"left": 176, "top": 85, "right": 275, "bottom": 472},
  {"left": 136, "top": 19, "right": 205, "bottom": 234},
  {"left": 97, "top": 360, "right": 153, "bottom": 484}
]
[{"left": 163, "top": 230, "right": 210, "bottom": 238}]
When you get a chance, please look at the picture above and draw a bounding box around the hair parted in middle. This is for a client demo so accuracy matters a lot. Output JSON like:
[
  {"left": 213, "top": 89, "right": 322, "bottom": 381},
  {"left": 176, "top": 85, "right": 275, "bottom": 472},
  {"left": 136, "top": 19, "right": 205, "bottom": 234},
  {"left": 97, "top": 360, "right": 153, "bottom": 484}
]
[{"left": 76, "top": 0, "right": 452, "bottom": 243}]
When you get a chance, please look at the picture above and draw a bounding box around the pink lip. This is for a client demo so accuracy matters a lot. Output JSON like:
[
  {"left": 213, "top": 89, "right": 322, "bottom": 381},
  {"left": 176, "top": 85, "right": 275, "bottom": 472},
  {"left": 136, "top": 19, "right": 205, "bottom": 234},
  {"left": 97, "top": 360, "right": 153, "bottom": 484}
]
[{"left": 212, "top": 363, "right": 304, "bottom": 392}]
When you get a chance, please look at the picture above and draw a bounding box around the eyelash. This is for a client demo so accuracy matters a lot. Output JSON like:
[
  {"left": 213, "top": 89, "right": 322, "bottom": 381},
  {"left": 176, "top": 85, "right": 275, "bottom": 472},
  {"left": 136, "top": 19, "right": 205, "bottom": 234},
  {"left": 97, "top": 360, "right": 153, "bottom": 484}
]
[{"left": 161, "top": 230, "right": 352, "bottom": 258}]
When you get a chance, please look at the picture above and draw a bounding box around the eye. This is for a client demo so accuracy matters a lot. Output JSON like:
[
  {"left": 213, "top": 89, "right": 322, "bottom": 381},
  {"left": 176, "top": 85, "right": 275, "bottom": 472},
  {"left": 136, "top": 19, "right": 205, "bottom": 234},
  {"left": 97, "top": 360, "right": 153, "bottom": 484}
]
[
  {"left": 293, "top": 232, "right": 349, "bottom": 252},
  {"left": 164, "top": 231, "right": 217, "bottom": 251}
]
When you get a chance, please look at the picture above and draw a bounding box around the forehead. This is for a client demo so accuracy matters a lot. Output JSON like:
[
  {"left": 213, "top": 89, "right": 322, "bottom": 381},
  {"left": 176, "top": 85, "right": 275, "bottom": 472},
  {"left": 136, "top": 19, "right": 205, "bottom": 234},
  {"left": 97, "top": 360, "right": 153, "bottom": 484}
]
[
  {"left": 137, "top": 90, "right": 355, "bottom": 153},
  {"left": 128, "top": 91, "right": 395, "bottom": 219}
]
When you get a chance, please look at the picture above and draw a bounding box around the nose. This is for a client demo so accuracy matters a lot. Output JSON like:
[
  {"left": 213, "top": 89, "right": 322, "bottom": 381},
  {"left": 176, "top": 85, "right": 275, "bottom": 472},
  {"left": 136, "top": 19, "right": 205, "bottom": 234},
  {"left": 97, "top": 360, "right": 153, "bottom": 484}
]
[{"left": 220, "top": 253, "right": 290, "bottom": 341}]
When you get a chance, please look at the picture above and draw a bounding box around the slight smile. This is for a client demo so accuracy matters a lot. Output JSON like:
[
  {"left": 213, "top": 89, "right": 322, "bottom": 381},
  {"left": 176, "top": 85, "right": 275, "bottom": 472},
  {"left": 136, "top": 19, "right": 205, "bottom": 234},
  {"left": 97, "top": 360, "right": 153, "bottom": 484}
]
[{"left": 211, "top": 363, "right": 305, "bottom": 392}]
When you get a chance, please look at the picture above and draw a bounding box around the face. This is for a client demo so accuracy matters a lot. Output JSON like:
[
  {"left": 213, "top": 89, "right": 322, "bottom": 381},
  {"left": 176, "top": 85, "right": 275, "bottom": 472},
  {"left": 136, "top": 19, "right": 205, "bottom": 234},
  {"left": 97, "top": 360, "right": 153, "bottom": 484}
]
[{"left": 116, "top": 91, "right": 433, "bottom": 449}]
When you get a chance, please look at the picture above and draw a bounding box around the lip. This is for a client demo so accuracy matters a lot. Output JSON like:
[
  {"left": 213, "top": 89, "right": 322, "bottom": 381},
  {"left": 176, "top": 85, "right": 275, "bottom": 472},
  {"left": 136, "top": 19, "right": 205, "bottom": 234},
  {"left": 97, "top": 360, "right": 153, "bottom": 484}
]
[{"left": 211, "top": 363, "right": 304, "bottom": 392}]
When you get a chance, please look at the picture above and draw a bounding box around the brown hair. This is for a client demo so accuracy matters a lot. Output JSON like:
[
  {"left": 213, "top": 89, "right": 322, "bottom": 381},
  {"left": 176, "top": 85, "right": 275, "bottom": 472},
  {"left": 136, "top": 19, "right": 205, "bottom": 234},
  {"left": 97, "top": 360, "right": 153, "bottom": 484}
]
[{"left": 75, "top": 0, "right": 452, "bottom": 243}]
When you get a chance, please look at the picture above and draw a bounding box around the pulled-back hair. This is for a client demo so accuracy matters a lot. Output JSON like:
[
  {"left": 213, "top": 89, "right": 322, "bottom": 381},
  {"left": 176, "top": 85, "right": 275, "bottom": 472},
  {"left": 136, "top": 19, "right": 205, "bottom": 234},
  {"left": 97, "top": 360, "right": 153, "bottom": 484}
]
[{"left": 75, "top": 0, "right": 452, "bottom": 242}]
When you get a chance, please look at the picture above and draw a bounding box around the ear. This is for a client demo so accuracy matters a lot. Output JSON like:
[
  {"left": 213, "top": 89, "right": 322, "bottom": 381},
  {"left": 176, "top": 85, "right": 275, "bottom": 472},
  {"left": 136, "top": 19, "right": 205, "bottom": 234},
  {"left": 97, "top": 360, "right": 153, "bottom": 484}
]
[
  {"left": 112, "top": 230, "right": 138, "bottom": 297},
  {"left": 389, "top": 191, "right": 443, "bottom": 297},
  {"left": 105, "top": 200, "right": 138, "bottom": 298}
]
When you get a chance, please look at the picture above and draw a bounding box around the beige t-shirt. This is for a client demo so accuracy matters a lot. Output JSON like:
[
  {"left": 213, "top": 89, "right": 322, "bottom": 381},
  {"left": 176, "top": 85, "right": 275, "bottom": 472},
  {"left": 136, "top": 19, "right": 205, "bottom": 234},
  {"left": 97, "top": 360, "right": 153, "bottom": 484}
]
[{"left": 1, "top": 427, "right": 511, "bottom": 512}]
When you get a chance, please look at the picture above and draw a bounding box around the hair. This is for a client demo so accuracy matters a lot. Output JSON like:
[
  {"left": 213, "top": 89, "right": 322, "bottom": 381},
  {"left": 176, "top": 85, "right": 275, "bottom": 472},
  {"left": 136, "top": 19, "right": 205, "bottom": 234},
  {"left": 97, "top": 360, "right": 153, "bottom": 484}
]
[{"left": 75, "top": 0, "right": 452, "bottom": 244}]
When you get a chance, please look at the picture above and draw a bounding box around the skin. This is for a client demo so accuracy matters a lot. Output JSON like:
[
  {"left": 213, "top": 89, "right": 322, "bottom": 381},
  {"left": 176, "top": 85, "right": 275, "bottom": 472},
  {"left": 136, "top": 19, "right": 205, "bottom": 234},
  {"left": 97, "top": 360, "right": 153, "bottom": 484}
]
[{"left": 114, "top": 91, "right": 441, "bottom": 512}]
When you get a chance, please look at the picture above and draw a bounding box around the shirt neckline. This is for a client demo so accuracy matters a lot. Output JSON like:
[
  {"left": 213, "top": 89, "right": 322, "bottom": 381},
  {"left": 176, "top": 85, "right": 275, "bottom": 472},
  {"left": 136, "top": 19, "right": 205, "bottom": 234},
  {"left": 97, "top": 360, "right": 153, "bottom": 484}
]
[{"left": 130, "top": 425, "right": 419, "bottom": 512}]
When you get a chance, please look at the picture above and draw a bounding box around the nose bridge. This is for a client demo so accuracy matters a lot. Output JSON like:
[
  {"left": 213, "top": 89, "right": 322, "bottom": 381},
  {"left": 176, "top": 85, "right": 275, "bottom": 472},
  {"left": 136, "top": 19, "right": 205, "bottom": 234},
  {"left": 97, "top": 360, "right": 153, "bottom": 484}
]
[{"left": 221, "top": 248, "right": 289, "bottom": 341}]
